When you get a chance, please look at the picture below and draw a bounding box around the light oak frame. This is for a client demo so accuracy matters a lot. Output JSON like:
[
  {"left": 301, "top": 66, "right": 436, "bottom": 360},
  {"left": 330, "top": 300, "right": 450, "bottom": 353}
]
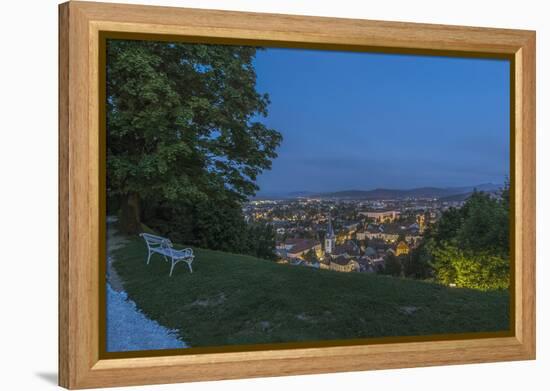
[{"left": 59, "top": 1, "right": 536, "bottom": 389}]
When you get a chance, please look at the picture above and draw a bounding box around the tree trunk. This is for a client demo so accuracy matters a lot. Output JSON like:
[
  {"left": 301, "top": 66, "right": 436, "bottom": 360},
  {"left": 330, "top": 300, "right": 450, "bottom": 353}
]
[{"left": 119, "top": 192, "right": 142, "bottom": 234}]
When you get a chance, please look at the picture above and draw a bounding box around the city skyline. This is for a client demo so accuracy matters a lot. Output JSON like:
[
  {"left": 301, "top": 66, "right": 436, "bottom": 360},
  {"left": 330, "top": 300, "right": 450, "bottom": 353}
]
[{"left": 252, "top": 48, "right": 510, "bottom": 195}]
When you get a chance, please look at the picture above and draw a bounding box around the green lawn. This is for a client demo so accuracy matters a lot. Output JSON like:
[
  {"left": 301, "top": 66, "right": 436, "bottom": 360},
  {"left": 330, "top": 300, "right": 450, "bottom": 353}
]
[{"left": 112, "top": 236, "right": 510, "bottom": 348}]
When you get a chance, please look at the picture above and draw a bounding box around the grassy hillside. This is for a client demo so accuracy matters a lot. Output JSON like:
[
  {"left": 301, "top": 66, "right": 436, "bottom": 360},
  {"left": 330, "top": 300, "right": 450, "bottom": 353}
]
[{"left": 112, "top": 237, "right": 510, "bottom": 348}]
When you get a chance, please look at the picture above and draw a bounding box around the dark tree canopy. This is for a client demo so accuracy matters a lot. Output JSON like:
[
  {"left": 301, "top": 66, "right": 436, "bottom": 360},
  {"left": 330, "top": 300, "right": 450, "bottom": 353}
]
[
  {"left": 383, "top": 253, "right": 402, "bottom": 277},
  {"left": 144, "top": 198, "right": 277, "bottom": 261},
  {"left": 106, "top": 40, "right": 282, "bottom": 234},
  {"left": 402, "top": 243, "right": 432, "bottom": 280}
]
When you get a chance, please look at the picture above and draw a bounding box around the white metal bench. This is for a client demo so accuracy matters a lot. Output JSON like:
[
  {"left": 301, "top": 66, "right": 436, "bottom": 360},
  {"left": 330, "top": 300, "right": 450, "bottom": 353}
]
[{"left": 139, "top": 233, "right": 195, "bottom": 277}]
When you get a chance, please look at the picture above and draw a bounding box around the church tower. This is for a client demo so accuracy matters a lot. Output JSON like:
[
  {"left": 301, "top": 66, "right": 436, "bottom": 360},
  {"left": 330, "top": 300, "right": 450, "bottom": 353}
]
[
  {"left": 325, "top": 215, "right": 335, "bottom": 255},
  {"left": 417, "top": 213, "right": 426, "bottom": 234}
]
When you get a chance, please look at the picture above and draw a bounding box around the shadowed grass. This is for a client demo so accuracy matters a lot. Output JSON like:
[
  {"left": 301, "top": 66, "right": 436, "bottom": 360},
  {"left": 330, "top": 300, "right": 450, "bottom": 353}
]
[{"left": 113, "top": 236, "right": 509, "bottom": 348}]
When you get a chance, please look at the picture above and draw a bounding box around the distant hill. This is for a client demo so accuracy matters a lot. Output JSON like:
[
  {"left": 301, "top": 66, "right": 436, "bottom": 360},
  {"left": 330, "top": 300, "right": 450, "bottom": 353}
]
[
  {"left": 451, "top": 183, "right": 503, "bottom": 194},
  {"left": 251, "top": 190, "right": 317, "bottom": 200},
  {"left": 306, "top": 183, "right": 502, "bottom": 200},
  {"left": 252, "top": 184, "right": 503, "bottom": 201},
  {"left": 438, "top": 192, "right": 473, "bottom": 202},
  {"left": 287, "top": 191, "right": 317, "bottom": 198}
]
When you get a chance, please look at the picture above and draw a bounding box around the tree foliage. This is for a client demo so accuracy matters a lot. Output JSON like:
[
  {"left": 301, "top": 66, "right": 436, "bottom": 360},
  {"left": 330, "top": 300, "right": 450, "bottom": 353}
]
[
  {"left": 106, "top": 40, "right": 281, "bottom": 260},
  {"left": 430, "top": 244, "right": 508, "bottom": 290},
  {"left": 402, "top": 243, "right": 432, "bottom": 279},
  {"left": 425, "top": 188, "right": 510, "bottom": 290},
  {"left": 106, "top": 40, "right": 282, "bottom": 234},
  {"left": 382, "top": 253, "right": 402, "bottom": 277},
  {"left": 144, "top": 195, "right": 276, "bottom": 261}
]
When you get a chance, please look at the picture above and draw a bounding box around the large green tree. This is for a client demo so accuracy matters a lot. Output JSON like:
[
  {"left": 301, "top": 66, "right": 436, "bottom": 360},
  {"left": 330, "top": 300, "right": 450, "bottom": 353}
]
[
  {"left": 106, "top": 40, "right": 282, "bottom": 233},
  {"left": 425, "top": 188, "right": 510, "bottom": 290}
]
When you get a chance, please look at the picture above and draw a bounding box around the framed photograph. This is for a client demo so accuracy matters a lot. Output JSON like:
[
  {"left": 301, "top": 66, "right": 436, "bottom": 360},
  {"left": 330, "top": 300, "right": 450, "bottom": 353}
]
[{"left": 59, "top": 1, "right": 536, "bottom": 389}]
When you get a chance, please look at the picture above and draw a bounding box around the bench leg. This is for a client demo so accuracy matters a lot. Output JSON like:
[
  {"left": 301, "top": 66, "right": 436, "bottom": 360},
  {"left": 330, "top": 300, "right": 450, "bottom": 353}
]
[
  {"left": 169, "top": 260, "right": 176, "bottom": 277},
  {"left": 168, "top": 257, "right": 193, "bottom": 276},
  {"left": 146, "top": 251, "right": 152, "bottom": 265}
]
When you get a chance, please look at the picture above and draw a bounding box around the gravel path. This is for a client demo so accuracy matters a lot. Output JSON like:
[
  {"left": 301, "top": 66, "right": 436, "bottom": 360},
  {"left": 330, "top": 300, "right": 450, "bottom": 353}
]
[
  {"left": 106, "top": 217, "right": 188, "bottom": 351},
  {"left": 106, "top": 283, "right": 186, "bottom": 351},
  {"left": 106, "top": 217, "right": 127, "bottom": 292}
]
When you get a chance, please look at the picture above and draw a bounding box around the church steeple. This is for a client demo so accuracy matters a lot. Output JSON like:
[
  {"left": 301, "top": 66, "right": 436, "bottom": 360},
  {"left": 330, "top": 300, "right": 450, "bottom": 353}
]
[{"left": 325, "top": 215, "right": 335, "bottom": 255}]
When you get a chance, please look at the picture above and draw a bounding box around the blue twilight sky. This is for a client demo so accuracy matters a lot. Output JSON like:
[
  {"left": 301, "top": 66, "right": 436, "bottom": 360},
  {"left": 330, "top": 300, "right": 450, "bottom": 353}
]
[{"left": 251, "top": 48, "right": 510, "bottom": 195}]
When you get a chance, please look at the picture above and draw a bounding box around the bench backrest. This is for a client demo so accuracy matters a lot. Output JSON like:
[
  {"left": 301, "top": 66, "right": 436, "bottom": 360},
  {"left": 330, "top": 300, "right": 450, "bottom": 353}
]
[{"left": 140, "top": 233, "right": 173, "bottom": 249}]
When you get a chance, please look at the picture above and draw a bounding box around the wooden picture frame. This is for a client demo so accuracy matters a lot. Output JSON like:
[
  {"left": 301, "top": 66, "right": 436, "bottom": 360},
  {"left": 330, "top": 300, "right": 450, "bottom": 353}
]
[{"left": 59, "top": 1, "right": 536, "bottom": 389}]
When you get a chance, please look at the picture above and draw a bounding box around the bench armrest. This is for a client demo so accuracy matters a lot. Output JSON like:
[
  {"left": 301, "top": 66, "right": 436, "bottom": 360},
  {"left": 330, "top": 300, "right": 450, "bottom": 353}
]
[{"left": 172, "top": 248, "right": 193, "bottom": 257}]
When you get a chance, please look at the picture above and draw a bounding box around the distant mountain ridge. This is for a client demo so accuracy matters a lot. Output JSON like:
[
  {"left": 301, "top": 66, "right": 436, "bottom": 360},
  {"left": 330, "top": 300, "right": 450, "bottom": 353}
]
[
  {"left": 252, "top": 183, "right": 504, "bottom": 201},
  {"left": 252, "top": 183, "right": 502, "bottom": 200},
  {"left": 437, "top": 192, "right": 474, "bottom": 202},
  {"left": 310, "top": 183, "right": 502, "bottom": 200}
]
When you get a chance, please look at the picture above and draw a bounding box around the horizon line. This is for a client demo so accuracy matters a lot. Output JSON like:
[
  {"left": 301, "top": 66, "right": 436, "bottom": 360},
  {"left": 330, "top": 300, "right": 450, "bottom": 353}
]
[{"left": 255, "top": 182, "right": 505, "bottom": 195}]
